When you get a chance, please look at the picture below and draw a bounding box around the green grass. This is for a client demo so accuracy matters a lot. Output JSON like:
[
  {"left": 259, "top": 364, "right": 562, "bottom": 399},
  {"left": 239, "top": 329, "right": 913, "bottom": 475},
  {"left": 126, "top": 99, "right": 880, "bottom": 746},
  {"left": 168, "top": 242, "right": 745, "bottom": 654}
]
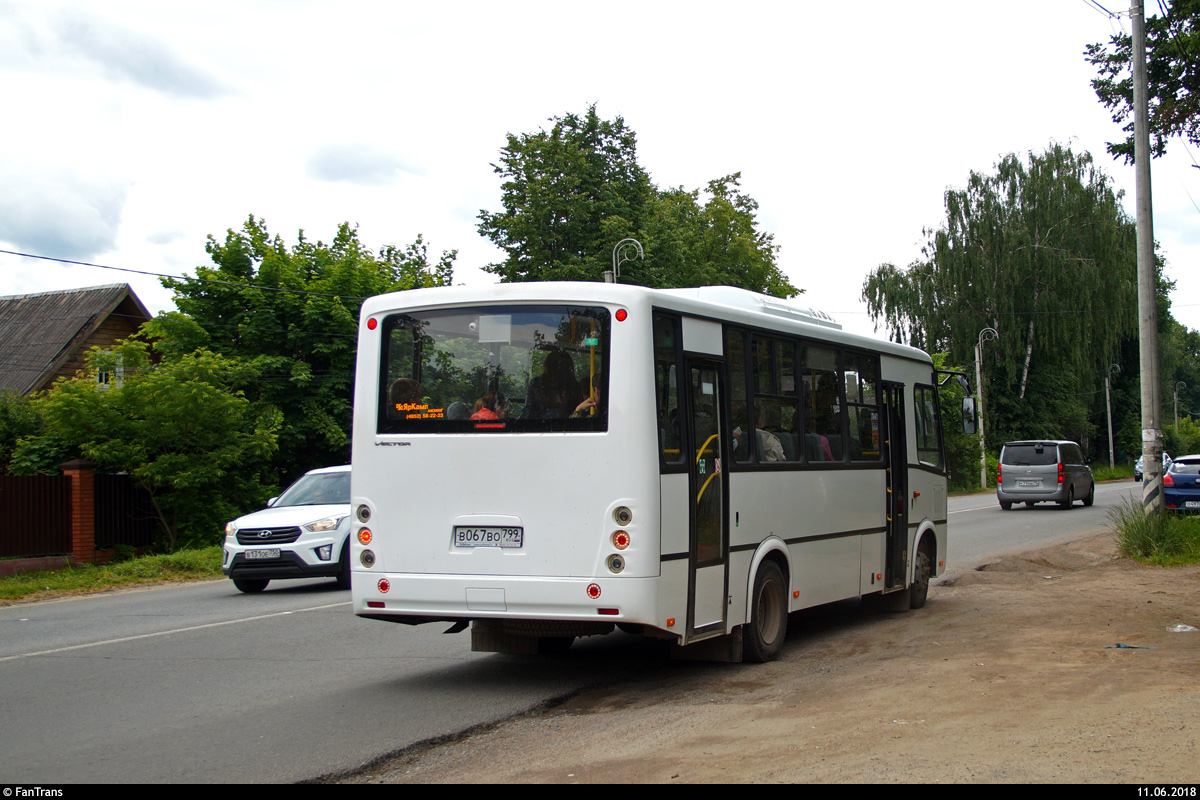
[
  {"left": 1110, "top": 496, "right": 1200, "bottom": 565},
  {"left": 0, "top": 546, "right": 223, "bottom": 605},
  {"left": 1092, "top": 463, "right": 1135, "bottom": 482}
]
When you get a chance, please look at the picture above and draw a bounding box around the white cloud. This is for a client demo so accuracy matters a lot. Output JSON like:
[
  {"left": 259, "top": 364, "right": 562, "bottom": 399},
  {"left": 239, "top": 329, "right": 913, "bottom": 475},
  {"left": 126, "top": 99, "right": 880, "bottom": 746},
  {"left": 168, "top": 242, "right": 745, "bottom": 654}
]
[
  {"left": 50, "top": 7, "right": 230, "bottom": 99},
  {"left": 0, "top": 160, "right": 127, "bottom": 260},
  {"left": 306, "top": 142, "right": 417, "bottom": 186}
]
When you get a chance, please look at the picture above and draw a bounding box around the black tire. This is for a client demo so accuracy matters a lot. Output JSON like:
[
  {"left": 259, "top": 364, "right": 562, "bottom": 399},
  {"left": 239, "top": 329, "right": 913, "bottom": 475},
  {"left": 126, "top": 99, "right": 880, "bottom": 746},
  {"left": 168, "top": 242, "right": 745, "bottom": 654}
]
[
  {"left": 999, "top": 500, "right": 1012, "bottom": 510},
  {"left": 1060, "top": 486, "right": 1074, "bottom": 510},
  {"left": 1083, "top": 481, "right": 1095, "bottom": 507},
  {"left": 233, "top": 578, "right": 269, "bottom": 593},
  {"left": 335, "top": 543, "right": 351, "bottom": 590},
  {"left": 909, "top": 540, "right": 933, "bottom": 609},
  {"left": 743, "top": 561, "right": 788, "bottom": 663}
]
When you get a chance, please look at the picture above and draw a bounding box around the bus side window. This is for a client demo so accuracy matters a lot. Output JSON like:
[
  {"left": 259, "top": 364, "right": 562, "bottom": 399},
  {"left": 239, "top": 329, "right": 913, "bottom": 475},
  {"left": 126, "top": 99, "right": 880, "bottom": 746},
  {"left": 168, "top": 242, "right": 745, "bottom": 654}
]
[
  {"left": 727, "top": 328, "right": 751, "bottom": 463},
  {"left": 655, "top": 316, "right": 684, "bottom": 465},
  {"left": 915, "top": 385, "right": 945, "bottom": 470}
]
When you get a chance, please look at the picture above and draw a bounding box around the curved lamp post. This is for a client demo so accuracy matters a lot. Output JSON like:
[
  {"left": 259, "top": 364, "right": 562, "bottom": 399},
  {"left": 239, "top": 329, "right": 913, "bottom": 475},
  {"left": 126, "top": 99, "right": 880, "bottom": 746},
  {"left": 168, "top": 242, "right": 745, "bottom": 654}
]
[
  {"left": 1175, "top": 381, "right": 1187, "bottom": 434},
  {"left": 604, "top": 238, "right": 644, "bottom": 283},
  {"left": 976, "top": 327, "right": 999, "bottom": 489}
]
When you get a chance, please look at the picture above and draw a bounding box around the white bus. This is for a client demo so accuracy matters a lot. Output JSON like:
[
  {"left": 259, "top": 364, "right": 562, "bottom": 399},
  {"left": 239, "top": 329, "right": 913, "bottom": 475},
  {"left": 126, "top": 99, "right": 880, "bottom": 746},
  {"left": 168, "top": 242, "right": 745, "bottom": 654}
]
[{"left": 350, "top": 283, "right": 948, "bottom": 662}]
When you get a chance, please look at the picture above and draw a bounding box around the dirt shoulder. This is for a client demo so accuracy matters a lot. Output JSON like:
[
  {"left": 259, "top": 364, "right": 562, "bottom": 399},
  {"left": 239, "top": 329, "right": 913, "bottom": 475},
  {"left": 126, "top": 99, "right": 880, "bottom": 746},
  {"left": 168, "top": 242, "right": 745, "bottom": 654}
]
[{"left": 344, "top": 532, "right": 1200, "bottom": 784}]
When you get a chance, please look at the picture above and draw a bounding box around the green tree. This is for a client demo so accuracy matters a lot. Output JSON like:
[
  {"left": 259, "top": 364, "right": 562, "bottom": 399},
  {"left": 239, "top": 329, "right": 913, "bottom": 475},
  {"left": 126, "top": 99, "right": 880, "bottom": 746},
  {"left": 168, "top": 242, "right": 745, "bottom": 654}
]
[
  {"left": 479, "top": 105, "right": 654, "bottom": 283},
  {"left": 16, "top": 339, "right": 281, "bottom": 549},
  {"left": 478, "top": 106, "right": 797, "bottom": 297},
  {"left": 863, "top": 145, "right": 1140, "bottom": 455},
  {"left": 1085, "top": 0, "right": 1200, "bottom": 162},
  {"left": 641, "top": 175, "right": 796, "bottom": 296},
  {"left": 162, "top": 217, "right": 455, "bottom": 481}
]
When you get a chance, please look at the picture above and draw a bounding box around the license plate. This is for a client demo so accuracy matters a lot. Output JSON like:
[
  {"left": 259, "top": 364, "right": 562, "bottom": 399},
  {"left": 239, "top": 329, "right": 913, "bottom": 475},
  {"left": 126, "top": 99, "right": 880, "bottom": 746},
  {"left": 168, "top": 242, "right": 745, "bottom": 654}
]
[
  {"left": 246, "top": 548, "right": 280, "bottom": 559},
  {"left": 453, "top": 526, "right": 523, "bottom": 548},
  {"left": 1017, "top": 480, "right": 1040, "bottom": 487},
  {"left": 1185, "top": 501, "right": 1200, "bottom": 509}
]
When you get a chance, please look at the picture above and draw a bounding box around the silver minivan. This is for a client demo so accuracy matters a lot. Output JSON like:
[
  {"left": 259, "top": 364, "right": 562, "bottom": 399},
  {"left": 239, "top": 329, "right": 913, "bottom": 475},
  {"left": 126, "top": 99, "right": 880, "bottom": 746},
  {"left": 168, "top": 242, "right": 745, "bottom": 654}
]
[{"left": 997, "top": 440, "right": 1094, "bottom": 510}]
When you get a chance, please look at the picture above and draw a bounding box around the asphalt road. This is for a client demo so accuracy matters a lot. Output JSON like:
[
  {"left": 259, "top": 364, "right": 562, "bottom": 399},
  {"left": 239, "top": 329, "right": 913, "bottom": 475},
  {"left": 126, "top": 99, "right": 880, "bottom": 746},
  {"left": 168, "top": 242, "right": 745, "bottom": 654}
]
[{"left": 0, "top": 479, "right": 1138, "bottom": 783}]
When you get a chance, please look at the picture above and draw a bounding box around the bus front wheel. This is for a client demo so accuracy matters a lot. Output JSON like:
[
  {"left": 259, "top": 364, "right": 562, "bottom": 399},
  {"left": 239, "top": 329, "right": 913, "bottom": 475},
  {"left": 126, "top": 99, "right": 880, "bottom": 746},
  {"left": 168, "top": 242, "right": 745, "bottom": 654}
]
[{"left": 743, "top": 561, "right": 787, "bottom": 663}]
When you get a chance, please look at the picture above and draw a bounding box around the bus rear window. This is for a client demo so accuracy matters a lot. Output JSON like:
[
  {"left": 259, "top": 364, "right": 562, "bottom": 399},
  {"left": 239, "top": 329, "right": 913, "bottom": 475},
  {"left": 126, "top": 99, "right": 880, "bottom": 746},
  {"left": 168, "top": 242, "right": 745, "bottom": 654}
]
[{"left": 377, "top": 305, "right": 609, "bottom": 433}]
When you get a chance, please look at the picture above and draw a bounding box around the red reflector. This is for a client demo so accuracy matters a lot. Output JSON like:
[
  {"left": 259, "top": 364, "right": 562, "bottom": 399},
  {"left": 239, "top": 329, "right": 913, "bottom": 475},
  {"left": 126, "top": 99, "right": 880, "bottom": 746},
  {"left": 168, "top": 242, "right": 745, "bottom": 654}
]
[
  {"left": 367, "top": 601, "right": 384, "bottom": 608},
  {"left": 475, "top": 423, "right": 506, "bottom": 429},
  {"left": 615, "top": 308, "right": 628, "bottom": 322},
  {"left": 597, "top": 608, "right": 619, "bottom": 615},
  {"left": 367, "top": 318, "right": 378, "bottom": 330}
]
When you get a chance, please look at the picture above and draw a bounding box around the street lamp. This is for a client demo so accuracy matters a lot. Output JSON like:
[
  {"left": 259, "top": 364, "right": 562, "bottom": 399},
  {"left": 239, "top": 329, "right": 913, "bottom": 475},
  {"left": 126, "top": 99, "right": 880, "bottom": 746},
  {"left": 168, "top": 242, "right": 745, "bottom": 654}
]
[
  {"left": 1106, "top": 364, "right": 1121, "bottom": 469},
  {"left": 976, "top": 327, "right": 999, "bottom": 489},
  {"left": 604, "top": 238, "right": 643, "bottom": 283}
]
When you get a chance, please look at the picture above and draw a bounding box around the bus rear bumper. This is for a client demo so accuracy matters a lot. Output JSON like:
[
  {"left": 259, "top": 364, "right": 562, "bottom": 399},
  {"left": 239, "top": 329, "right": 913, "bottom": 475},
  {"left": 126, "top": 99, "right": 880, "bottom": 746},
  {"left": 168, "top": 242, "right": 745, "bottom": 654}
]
[{"left": 352, "top": 572, "right": 660, "bottom": 625}]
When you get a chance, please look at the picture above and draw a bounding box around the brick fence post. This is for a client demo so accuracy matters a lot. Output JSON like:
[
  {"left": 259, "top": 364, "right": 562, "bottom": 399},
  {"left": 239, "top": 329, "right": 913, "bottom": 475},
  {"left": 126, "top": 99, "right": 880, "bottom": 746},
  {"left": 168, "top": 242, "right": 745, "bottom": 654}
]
[{"left": 60, "top": 459, "right": 96, "bottom": 565}]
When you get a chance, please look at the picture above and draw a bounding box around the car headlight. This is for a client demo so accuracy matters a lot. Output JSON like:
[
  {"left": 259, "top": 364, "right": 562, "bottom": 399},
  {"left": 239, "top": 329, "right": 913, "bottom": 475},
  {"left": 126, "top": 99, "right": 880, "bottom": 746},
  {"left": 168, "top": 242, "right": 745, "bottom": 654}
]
[
  {"left": 304, "top": 514, "right": 348, "bottom": 532},
  {"left": 225, "top": 522, "right": 237, "bottom": 538}
]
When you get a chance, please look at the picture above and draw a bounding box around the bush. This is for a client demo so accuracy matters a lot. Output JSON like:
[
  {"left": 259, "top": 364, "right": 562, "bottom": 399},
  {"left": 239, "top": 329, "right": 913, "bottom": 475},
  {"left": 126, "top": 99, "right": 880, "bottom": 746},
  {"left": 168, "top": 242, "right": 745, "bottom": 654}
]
[{"left": 1111, "top": 496, "right": 1200, "bottom": 564}]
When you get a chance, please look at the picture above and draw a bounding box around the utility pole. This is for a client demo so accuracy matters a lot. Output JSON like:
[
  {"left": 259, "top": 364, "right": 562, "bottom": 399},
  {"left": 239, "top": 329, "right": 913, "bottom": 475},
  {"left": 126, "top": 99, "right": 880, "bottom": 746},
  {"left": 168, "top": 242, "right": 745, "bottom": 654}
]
[
  {"left": 1132, "top": 0, "right": 1164, "bottom": 515},
  {"left": 1106, "top": 363, "right": 1120, "bottom": 470},
  {"left": 976, "top": 327, "right": 999, "bottom": 489}
]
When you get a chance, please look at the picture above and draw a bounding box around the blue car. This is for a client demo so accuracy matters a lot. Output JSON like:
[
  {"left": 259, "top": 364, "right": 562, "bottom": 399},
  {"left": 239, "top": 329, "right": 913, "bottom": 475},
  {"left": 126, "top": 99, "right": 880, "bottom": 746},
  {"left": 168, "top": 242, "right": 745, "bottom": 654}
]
[{"left": 1164, "top": 455, "right": 1200, "bottom": 513}]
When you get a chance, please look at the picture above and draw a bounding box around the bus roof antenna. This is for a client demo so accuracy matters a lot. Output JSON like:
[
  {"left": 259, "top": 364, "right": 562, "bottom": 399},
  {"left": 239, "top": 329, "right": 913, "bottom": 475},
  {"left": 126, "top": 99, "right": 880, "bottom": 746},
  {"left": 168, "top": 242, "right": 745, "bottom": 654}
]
[{"left": 605, "top": 238, "right": 643, "bottom": 283}]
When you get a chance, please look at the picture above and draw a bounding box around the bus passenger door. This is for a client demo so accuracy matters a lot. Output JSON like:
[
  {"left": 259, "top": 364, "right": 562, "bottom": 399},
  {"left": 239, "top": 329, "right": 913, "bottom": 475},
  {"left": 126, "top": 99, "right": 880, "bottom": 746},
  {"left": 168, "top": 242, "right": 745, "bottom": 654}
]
[
  {"left": 882, "top": 383, "right": 908, "bottom": 590},
  {"left": 687, "top": 361, "right": 728, "bottom": 639}
]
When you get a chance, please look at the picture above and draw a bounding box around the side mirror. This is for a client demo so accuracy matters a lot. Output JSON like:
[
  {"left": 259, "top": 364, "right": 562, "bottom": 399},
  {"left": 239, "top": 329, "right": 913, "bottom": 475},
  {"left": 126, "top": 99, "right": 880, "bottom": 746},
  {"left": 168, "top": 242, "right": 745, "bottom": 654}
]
[{"left": 962, "top": 397, "right": 978, "bottom": 435}]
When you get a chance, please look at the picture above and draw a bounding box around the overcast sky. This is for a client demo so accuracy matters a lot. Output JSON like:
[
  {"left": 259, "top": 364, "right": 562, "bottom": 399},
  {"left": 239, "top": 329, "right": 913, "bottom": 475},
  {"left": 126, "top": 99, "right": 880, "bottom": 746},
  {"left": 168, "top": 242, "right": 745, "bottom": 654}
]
[{"left": 2, "top": 0, "right": 1197, "bottom": 340}]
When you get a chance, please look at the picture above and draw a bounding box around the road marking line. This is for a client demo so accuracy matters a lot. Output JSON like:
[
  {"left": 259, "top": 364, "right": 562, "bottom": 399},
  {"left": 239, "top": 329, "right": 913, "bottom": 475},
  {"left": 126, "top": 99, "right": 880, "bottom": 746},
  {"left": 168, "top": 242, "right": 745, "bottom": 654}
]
[{"left": 0, "top": 601, "right": 351, "bottom": 662}]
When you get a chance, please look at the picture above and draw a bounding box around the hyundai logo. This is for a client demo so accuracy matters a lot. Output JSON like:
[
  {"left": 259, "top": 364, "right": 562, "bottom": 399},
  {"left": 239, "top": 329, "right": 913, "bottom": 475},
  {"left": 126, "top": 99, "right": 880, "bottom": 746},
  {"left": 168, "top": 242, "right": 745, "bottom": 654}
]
[{"left": 257, "top": 530, "right": 273, "bottom": 538}]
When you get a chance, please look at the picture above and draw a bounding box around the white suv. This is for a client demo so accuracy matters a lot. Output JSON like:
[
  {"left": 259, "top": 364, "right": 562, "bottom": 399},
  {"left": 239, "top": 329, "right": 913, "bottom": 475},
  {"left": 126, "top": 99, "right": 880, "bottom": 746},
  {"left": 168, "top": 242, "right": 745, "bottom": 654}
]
[{"left": 222, "top": 465, "right": 351, "bottom": 593}]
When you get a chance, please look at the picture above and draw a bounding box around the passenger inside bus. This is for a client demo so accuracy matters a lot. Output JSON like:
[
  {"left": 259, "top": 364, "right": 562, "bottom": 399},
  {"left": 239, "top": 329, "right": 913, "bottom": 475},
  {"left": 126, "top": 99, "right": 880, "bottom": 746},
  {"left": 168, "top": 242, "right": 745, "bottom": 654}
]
[
  {"left": 521, "top": 348, "right": 600, "bottom": 420},
  {"left": 470, "top": 394, "right": 500, "bottom": 421}
]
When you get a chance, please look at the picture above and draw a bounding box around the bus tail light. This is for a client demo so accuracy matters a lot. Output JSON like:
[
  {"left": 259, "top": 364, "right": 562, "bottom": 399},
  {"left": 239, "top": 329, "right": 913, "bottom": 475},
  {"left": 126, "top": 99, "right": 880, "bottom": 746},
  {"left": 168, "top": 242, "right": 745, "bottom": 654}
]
[
  {"left": 612, "top": 530, "right": 630, "bottom": 549},
  {"left": 360, "top": 549, "right": 376, "bottom": 567},
  {"left": 607, "top": 554, "right": 625, "bottom": 573},
  {"left": 587, "top": 583, "right": 601, "bottom": 599},
  {"left": 377, "top": 579, "right": 390, "bottom": 593},
  {"left": 358, "top": 528, "right": 373, "bottom": 545},
  {"left": 1057, "top": 463, "right": 1064, "bottom": 484}
]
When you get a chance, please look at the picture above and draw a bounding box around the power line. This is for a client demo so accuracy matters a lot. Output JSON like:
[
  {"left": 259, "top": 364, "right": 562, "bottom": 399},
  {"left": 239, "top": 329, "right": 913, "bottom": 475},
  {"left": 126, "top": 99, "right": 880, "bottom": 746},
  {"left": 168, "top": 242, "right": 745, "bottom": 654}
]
[{"left": 0, "top": 248, "right": 377, "bottom": 301}]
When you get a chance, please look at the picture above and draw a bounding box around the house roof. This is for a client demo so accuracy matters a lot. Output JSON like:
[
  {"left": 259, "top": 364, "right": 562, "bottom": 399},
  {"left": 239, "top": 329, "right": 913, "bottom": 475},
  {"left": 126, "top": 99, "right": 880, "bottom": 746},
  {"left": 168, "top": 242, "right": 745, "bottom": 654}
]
[{"left": 0, "top": 284, "right": 152, "bottom": 394}]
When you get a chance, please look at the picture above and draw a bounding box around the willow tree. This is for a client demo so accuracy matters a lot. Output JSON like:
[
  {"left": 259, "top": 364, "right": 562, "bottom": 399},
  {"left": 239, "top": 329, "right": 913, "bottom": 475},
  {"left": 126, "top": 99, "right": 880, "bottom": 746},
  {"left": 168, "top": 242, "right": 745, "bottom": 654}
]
[{"left": 864, "top": 145, "right": 1138, "bottom": 441}]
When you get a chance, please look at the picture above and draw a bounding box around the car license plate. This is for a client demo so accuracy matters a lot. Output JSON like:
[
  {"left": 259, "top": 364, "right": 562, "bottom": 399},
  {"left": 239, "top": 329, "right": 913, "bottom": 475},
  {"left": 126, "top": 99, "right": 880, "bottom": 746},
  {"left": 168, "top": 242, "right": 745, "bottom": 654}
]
[
  {"left": 1017, "top": 480, "right": 1040, "bottom": 487},
  {"left": 246, "top": 548, "right": 280, "bottom": 559},
  {"left": 1185, "top": 501, "right": 1200, "bottom": 509},
  {"left": 453, "top": 526, "right": 523, "bottom": 548}
]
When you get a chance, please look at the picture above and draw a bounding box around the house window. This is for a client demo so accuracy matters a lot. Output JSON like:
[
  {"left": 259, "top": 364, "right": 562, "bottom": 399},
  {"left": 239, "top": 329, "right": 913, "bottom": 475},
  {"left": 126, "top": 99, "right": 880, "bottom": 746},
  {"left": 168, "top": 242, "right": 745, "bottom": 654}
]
[{"left": 96, "top": 353, "right": 124, "bottom": 391}]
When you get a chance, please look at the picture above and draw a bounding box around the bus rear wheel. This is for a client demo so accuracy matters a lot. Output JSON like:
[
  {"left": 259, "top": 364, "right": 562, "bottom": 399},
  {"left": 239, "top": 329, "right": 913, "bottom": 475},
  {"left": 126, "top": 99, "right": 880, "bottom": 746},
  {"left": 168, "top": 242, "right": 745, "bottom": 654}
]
[
  {"left": 909, "top": 540, "right": 933, "bottom": 609},
  {"left": 743, "top": 561, "right": 787, "bottom": 663}
]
